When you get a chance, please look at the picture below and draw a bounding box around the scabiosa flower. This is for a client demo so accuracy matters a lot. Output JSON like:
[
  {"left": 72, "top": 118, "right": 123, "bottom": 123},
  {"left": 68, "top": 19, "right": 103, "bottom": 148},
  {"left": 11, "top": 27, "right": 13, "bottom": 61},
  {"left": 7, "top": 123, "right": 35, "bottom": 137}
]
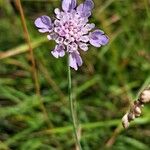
[{"left": 34, "top": 0, "right": 109, "bottom": 70}]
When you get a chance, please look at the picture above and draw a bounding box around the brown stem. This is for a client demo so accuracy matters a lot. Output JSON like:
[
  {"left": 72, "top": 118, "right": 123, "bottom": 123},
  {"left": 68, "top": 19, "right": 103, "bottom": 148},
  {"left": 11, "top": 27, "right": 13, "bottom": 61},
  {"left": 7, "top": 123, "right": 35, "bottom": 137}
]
[{"left": 15, "top": 0, "right": 51, "bottom": 127}]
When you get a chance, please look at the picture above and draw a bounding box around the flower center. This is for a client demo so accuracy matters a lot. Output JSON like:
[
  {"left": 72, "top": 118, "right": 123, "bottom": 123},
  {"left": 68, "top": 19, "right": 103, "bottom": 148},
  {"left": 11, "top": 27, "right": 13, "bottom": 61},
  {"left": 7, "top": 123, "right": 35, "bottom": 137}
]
[{"left": 54, "top": 11, "right": 87, "bottom": 42}]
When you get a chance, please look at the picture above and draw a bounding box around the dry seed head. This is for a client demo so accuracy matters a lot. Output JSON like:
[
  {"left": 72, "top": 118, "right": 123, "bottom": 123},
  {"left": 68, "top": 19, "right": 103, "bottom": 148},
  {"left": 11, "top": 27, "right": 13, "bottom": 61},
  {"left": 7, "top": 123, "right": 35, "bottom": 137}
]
[
  {"left": 122, "top": 86, "right": 150, "bottom": 129},
  {"left": 122, "top": 113, "right": 129, "bottom": 129},
  {"left": 134, "top": 106, "right": 141, "bottom": 115},
  {"left": 140, "top": 89, "right": 150, "bottom": 103}
]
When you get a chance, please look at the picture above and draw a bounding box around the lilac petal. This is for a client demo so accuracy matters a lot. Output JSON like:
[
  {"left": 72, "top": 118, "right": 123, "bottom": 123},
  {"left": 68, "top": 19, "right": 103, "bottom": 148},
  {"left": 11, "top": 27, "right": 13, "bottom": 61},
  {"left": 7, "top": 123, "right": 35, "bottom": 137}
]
[
  {"left": 84, "top": 0, "right": 94, "bottom": 11},
  {"left": 89, "top": 30, "right": 109, "bottom": 47},
  {"left": 51, "top": 49, "right": 65, "bottom": 58},
  {"left": 85, "top": 23, "right": 95, "bottom": 31},
  {"left": 69, "top": 52, "right": 83, "bottom": 70},
  {"left": 76, "top": 4, "right": 84, "bottom": 12},
  {"left": 64, "top": 39, "right": 71, "bottom": 45},
  {"left": 49, "top": 32, "right": 59, "bottom": 40},
  {"left": 77, "top": 4, "right": 91, "bottom": 17},
  {"left": 54, "top": 8, "right": 60, "bottom": 15},
  {"left": 91, "top": 29, "right": 104, "bottom": 36},
  {"left": 89, "top": 39, "right": 101, "bottom": 47},
  {"left": 67, "top": 42, "right": 78, "bottom": 53},
  {"left": 79, "top": 36, "right": 89, "bottom": 42},
  {"left": 51, "top": 45, "right": 65, "bottom": 58},
  {"left": 34, "top": 16, "right": 53, "bottom": 33},
  {"left": 69, "top": 0, "right": 76, "bottom": 10},
  {"left": 79, "top": 43, "right": 89, "bottom": 51},
  {"left": 51, "top": 50, "right": 59, "bottom": 58},
  {"left": 56, "top": 37, "right": 64, "bottom": 44},
  {"left": 35, "top": 16, "right": 51, "bottom": 27},
  {"left": 59, "top": 50, "right": 65, "bottom": 57},
  {"left": 77, "top": 0, "right": 94, "bottom": 17},
  {"left": 47, "top": 35, "right": 52, "bottom": 40},
  {"left": 62, "top": 0, "right": 76, "bottom": 12},
  {"left": 98, "top": 35, "right": 109, "bottom": 45},
  {"left": 54, "top": 20, "right": 61, "bottom": 26},
  {"left": 38, "top": 28, "right": 50, "bottom": 33},
  {"left": 47, "top": 33, "right": 59, "bottom": 41},
  {"left": 69, "top": 54, "right": 77, "bottom": 70}
]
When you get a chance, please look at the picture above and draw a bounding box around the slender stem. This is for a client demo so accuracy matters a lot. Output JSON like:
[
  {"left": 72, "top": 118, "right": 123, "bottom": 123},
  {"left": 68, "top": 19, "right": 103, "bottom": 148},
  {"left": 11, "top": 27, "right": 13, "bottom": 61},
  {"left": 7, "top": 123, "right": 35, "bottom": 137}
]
[
  {"left": 68, "top": 57, "right": 82, "bottom": 150},
  {"left": 15, "top": 0, "right": 51, "bottom": 127}
]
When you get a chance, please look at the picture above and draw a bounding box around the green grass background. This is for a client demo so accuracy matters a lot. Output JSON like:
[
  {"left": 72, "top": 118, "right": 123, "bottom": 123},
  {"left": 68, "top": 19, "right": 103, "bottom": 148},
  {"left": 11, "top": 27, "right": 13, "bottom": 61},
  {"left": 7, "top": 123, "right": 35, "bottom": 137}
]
[{"left": 0, "top": 0, "right": 150, "bottom": 149}]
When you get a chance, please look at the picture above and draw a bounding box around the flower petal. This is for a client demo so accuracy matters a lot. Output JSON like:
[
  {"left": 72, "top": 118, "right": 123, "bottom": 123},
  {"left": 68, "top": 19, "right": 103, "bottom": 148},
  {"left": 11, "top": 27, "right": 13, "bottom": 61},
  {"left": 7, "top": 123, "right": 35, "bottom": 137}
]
[
  {"left": 77, "top": 0, "right": 94, "bottom": 17},
  {"left": 84, "top": 0, "right": 94, "bottom": 11},
  {"left": 54, "top": 8, "right": 61, "bottom": 15},
  {"left": 91, "top": 30, "right": 104, "bottom": 36},
  {"left": 85, "top": 23, "right": 95, "bottom": 31},
  {"left": 67, "top": 42, "right": 78, "bottom": 53},
  {"left": 98, "top": 35, "right": 109, "bottom": 45},
  {"left": 69, "top": 0, "right": 77, "bottom": 10},
  {"left": 34, "top": 16, "right": 53, "bottom": 33},
  {"left": 56, "top": 37, "right": 64, "bottom": 44},
  {"left": 48, "top": 32, "right": 59, "bottom": 40},
  {"left": 51, "top": 50, "right": 59, "bottom": 58},
  {"left": 79, "top": 35, "right": 89, "bottom": 42},
  {"left": 89, "top": 39, "right": 101, "bottom": 47},
  {"left": 51, "top": 45, "right": 65, "bottom": 58},
  {"left": 62, "top": 0, "right": 76, "bottom": 12},
  {"left": 79, "top": 43, "right": 89, "bottom": 51},
  {"left": 69, "top": 52, "right": 83, "bottom": 70},
  {"left": 69, "top": 53, "right": 77, "bottom": 70},
  {"left": 38, "top": 28, "right": 49, "bottom": 33},
  {"left": 89, "top": 30, "right": 109, "bottom": 47}
]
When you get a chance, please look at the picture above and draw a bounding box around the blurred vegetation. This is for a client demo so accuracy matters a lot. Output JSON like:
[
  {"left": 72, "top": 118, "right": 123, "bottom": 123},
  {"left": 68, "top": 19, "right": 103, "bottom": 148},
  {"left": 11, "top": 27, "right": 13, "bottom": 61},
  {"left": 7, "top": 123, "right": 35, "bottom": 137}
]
[{"left": 0, "top": 0, "right": 150, "bottom": 149}]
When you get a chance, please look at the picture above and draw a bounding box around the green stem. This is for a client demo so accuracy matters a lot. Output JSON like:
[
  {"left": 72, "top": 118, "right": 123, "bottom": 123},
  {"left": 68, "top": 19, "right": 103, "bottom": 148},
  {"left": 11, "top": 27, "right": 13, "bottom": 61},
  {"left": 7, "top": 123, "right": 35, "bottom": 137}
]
[{"left": 68, "top": 57, "right": 82, "bottom": 150}]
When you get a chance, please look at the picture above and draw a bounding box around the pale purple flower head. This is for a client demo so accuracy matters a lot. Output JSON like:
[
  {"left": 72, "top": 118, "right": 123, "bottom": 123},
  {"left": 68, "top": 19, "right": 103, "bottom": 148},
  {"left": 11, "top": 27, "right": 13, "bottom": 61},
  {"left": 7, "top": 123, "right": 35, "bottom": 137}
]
[{"left": 34, "top": 0, "right": 109, "bottom": 70}]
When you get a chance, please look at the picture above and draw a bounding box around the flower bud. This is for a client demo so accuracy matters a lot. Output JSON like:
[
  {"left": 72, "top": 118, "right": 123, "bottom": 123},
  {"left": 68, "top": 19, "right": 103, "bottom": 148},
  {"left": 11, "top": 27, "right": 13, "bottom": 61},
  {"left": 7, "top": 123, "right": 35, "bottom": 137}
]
[
  {"left": 122, "top": 113, "right": 129, "bottom": 129},
  {"left": 128, "top": 113, "right": 135, "bottom": 121},
  {"left": 140, "top": 89, "right": 150, "bottom": 103},
  {"left": 134, "top": 107, "right": 141, "bottom": 117}
]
